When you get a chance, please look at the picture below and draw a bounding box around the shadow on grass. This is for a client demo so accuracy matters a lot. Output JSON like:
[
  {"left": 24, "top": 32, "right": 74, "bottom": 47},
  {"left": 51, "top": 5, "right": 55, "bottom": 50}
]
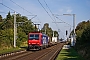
[{"left": 57, "top": 48, "right": 84, "bottom": 60}]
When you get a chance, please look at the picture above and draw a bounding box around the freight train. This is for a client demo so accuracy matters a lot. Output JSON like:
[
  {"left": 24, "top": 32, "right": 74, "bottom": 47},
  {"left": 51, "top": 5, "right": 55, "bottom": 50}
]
[{"left": 27, "top": 31, "right": 50, "bottom": 50}]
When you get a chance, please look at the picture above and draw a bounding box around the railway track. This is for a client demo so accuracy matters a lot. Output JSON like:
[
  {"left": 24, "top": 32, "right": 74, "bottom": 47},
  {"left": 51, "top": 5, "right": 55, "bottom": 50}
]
[
  {"left": 35, "top": 43, "right": 63, "bottom": 60},
  {"left": 0, "top": 49, "right": 26, "bottom": 58},
  {"left": 0, "top": 43, "right": 64, "bottom": 60}
]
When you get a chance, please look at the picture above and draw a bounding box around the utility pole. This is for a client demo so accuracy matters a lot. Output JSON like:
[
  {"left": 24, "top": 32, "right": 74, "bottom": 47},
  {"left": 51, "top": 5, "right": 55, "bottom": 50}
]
[
  {"left": 58, "top": 29, "right": 60, "bottom": 38},
  {"left": 45, "top": 26, "right": 46, "bottom": 34},
  {"left": 53, "top": 31, "right": 54, "bottom": 37},
  {"left": 13, "top": 14, "right": 37, "bottom": 47},
  {"left": 63, "top": 14, "right": 76, "bottom": 46},
  {"left": 73, "top": 14, "right": 75, "bottom": 36},
  {"left": 14, "top": 12, "right": 16, "bottom": 48},
  {"left": 73, "top": 14, "right": 76, "bottom": 46}
]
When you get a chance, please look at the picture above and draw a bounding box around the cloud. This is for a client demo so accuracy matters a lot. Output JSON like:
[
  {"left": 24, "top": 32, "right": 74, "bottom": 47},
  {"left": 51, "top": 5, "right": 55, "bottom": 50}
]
[
  {"left": 58, "top": 7, "right": 73, "bottom": 14},
  {"left": 66, "top": 9, "right": 72, "bottom": 13},
  {"left": 65, "top": 7, "right": 73, "bottom": 13}
]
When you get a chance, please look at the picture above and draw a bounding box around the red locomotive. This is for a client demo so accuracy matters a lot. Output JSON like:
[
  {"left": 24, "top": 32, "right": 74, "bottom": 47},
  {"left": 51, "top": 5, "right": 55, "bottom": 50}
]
[{"left": 27, "top": 32, "right": 49, "bottom": 50}]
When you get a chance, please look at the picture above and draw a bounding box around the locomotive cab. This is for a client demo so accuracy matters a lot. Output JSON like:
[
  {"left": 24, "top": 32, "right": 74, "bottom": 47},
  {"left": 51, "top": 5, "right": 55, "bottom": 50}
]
[
  {"left": 28, "top": 33, "right": 41, "bottom": 50},
  {"left": 27, "top": 32, "right": 49, "bottom": 51}
]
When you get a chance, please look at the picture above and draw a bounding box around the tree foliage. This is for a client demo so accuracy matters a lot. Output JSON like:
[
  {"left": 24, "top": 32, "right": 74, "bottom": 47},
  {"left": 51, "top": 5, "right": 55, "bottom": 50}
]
[
  {"left": 40, "top": 23, "right": 59, "bottom": 42},
  {"left": 0, "top": 15, "right": 2, "bottom": 22},
  {"left": 75, "top": 20, "right": 90, "bottom": 60},
  {"left": 0, "top": 12, "right": 35, "bottom": 49},
  {"left": 0, "top": 12, "right": 59, "bottom": 50},
  {"left": 41, "top": 23, "right": 58, "bottom": 37}
]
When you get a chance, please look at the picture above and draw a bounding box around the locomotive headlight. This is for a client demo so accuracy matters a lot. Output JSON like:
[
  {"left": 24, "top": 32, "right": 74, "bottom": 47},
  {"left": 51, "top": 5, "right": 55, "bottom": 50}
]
[{"left": 29, "top": 43, "right": 31, "bottom": 44}]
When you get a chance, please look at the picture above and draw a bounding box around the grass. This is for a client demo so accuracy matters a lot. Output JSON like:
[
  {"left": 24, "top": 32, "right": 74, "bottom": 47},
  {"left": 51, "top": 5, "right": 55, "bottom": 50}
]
[
  {"left": 0, "top": 46, "right": 27, "bottom": 54},
  {"left": 56, "top": 47, "right": 84, "bottom": 60}
]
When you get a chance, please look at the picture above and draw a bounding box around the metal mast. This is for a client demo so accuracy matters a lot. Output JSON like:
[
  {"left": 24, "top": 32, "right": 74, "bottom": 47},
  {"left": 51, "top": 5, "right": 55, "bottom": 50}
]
[{"left": 14, "top": 12, "right": 16, "bottom": 47}]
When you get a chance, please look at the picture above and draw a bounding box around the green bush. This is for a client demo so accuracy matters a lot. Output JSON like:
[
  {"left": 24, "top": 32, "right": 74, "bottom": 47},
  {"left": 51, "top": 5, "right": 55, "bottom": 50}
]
[{"left": 75, "top": 21, "right": 90, "bottom": 60}]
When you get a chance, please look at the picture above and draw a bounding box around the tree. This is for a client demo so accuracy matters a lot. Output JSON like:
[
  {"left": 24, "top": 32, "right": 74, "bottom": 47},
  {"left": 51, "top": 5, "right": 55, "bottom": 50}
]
[
  {"left": 41, "top": 23, "right": 53, "bottom": 36},
  {"left": 6, "top": 11, "right": 11, "bottom": 21},
  {"left": 76, "top": 21, "right": 87, "bottom": 31},
  {"left": 0, "top": 15, "right": 2, "bottom": 22},
  {"left": 2, "top": 11, "right": 13, "bottom": 29},
  {"left": 41, "top": 23, "right": 59, "bottom": 37},
  {"left": 0, "top": 12, "right": 36, "bottom": 48},
  {"left": 54, "top": 31, "right": 59, "bottom": 37},
  {"left": 80, "top": 23, "right": 90, "bottom": 43},
  {"left": 0, "top": 15, "right": 3, "bottom": 30},
  {"left": 75, "top": 20, "right": 90, "bottom": 60}
]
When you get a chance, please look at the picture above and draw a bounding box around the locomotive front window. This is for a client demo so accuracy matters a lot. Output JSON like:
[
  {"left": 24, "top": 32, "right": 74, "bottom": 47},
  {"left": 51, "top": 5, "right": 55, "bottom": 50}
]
[{"left": 29, "top": 34, "right": 39, "bottom": 40}]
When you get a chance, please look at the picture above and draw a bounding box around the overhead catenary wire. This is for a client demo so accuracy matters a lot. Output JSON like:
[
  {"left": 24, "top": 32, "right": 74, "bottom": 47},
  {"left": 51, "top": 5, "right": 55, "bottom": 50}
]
[
  {"left": 0, "top": 2, "right": 17, "bottom": 28},
  {"left": 38, "top": 0, "right": 54, "bottom": 21},
  {"left": 38, "top": 0, "right": 65, "bottom": 38},
  {"left": 43, "top": 0, "right": 65, "bottom": 38},
  {"left": 9, "top": 0, "right": 37, "bottom": 20},
  {"left": 0, "top": 1, "right": 38, "bottom": 47},
  {"left": 9, "top": 0, "right": 42, "bottom": 29},
  {"left": 38, "top": 0, "right": 59, "bottom": 29},
  {"left": 0, "top": 3, "right": 18, "bottom": 13},
  {"left": 0, "top": 0, "right": 65, "bottom": 38},
  {"left": 38, "top": 0, "right": 61, "bottom": 33},
  {"left": 0, "top": 0, "right": 39, "bottom": 21},
  {"left": 55, "top": 16, "right": 72, "bottom": 38},
  {"left": 43, "top": 0, "right": 72, "bottom": 28},
  {"left": 43, "top": 0, "right": 53, "bottom": 15},
  {"left": 43, "top": 0, "right": 58, "bottom": 24},
  {"left": 10, "top": 0, "right": 33, "bottom": 14},
  {"left": 44, "top": 0, "right": 58, "bottom": 20},
  {"left": 54, "top": 16, "right": 72, "bottom": 27},
  {"left": 1, "top": 0, "right": 42, "bottom": 29}
]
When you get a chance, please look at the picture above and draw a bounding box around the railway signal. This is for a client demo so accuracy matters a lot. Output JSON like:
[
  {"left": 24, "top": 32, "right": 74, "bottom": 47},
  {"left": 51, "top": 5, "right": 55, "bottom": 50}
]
[{"left": 66, "top": 30, "right": 68, "bottom": 36}]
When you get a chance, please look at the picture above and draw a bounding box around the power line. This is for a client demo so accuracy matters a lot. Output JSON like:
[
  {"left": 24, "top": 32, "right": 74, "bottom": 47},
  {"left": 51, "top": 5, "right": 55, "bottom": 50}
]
[
  {"left": 10, "top": 0, "right": 42, "bottom": 26},
  {"left": 54, "top": 15, "right": 72, "bottom": 26},
  {"left": 10, "top": 0, "right": 33, "bottom": 14},
  {"left": 38, "top": 0, "right": 55, "bottom": 22},
  {"left": 43, "top": 0, "right": 65, "bottom": 38},
  {"left": 43, "top": 0, "right": 62, "bottom": 30},
  {"left": 38, "top": 0, "right": 65, "bottom": 38},
  {"left": 44, "top": 0, "right": 53, "bottom": 16},
  {"left": 43, "top": 0, "right": 72, "bottom": 27},
  {"left": 1, "top": 0, "right": 42, "bottom": 27},
  {"left": 38, "top": 0, "right": 60, "bottom": 31},
  {"left": 38, "top": 0, "right": 60, "bottom": 29},
  {"left": 43, "top": 0, "right": 57, "bottom": 23},
  {"left": 0, "top": 0, "right": 42, "bottom": 25},
  {"left": 0, "top": 3, "right": 16, "bottom": 13}
]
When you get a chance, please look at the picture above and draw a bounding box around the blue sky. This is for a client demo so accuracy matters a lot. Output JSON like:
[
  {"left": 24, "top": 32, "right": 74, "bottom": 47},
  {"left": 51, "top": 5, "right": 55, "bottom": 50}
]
[{"left": 0, "top": 0, "right": 90, "bottom": 39}]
